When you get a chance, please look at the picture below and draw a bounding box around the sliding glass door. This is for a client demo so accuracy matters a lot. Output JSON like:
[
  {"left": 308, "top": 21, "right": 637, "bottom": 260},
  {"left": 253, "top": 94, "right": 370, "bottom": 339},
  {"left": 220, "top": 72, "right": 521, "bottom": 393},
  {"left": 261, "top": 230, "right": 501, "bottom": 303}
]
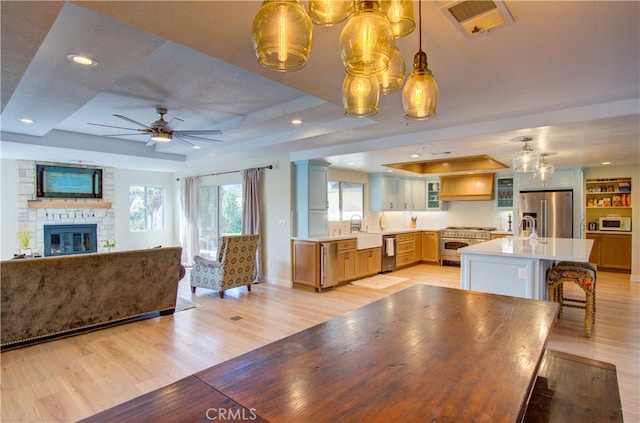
[{"left": 197, "top": 183, "right": 242, "bottom": 258}]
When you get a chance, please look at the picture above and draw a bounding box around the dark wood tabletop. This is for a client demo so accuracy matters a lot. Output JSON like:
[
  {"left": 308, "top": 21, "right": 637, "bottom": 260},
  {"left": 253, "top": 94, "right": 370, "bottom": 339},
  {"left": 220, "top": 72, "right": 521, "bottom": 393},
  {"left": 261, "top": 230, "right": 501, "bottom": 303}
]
[{"left": 197, "top": 284, "right": 559, "bottom": 422}]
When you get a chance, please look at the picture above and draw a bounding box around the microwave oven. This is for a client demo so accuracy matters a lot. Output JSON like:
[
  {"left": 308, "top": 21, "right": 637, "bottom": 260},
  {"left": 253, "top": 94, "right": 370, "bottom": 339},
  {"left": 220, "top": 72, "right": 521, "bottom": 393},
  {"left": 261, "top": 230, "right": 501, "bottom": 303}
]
[{"left": 598, "top": 216, "right": 631, "bottom": 231}]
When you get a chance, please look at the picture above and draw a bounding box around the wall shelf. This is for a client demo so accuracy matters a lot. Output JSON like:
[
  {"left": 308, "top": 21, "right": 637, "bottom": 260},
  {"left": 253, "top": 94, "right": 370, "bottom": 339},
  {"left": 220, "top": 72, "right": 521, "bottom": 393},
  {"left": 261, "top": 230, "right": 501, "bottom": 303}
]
[{"left": 27, "top": 200, "right": 112, "bottom": 209}]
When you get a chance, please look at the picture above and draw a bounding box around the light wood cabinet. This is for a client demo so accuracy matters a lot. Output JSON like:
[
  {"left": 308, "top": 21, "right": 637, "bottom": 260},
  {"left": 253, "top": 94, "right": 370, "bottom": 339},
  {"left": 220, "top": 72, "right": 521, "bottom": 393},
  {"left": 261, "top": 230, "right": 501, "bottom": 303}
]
[
  {"left": 421, "top": 231, "right": 439, "bottom": 263},
  {"left": 336, "top": 240, "right": 356, "bottom": 283},
  {"left": 439, "top": 173, "right": 495, "bottom": 201},
  {"left": 396, "top": 232, "right": 419, "bottom": 268},
  {"left": 355, "top": 247, "right": 382, "bottom": 279},
  {"left": 586, "top": 233, "right": 631, "bottom": 271},
  {"left": 292, "top": 240, "right": 320, "bottom": 290}
]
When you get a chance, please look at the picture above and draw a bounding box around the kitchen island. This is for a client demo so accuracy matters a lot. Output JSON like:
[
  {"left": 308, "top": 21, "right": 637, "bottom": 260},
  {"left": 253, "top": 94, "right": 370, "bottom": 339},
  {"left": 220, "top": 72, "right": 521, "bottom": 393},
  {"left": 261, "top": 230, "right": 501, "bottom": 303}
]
[{"left": 459, "top": 237, "right": 594, "bottom": 300}]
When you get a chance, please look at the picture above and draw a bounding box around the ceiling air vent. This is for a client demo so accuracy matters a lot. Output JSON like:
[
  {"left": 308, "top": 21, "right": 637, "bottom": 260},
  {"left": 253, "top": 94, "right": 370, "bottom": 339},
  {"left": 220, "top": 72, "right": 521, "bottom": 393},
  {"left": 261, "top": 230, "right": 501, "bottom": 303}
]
[{"left": 441, "top": 0, "right": 514, "bottom": 39}]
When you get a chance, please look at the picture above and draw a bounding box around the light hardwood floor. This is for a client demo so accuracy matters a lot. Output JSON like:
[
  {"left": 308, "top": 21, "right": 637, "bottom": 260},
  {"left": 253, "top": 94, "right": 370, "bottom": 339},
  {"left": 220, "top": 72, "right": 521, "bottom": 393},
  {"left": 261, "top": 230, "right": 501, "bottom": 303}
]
[{"left": 1, "top": 264, "right": 638, "bottom": 422}]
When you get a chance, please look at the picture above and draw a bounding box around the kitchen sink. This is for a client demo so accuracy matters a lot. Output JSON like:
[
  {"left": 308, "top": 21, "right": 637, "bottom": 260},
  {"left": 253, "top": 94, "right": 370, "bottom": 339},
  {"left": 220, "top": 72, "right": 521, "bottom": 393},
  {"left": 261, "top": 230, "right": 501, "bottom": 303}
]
[{"left": 355, "top": 233, "right": 383, "bottom": 250}]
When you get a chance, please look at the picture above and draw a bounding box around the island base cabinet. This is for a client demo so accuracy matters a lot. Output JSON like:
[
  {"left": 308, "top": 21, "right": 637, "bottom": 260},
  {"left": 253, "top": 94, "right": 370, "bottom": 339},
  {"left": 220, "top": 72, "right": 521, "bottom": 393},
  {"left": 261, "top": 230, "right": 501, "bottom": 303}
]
[
  {"left": 586, "top": 233, "right": 631, "bottom": 272},
  {"left": 460, "top": 253, "right": 552, "bottom": 300}
]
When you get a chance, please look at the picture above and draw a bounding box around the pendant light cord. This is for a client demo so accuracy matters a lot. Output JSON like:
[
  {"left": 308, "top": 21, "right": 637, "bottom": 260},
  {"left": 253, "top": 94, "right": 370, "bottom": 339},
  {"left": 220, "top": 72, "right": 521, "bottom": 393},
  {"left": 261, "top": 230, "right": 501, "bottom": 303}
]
[{"left": 418, "top": 0, "right": 422, "bottom": 52}]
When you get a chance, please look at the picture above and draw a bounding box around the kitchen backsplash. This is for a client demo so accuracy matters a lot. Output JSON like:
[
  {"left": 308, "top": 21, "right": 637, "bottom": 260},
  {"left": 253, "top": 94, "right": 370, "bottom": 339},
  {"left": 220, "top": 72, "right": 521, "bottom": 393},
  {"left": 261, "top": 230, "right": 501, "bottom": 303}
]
[{"left": 330, "top": 201, "right": 514, "bottom": 235}]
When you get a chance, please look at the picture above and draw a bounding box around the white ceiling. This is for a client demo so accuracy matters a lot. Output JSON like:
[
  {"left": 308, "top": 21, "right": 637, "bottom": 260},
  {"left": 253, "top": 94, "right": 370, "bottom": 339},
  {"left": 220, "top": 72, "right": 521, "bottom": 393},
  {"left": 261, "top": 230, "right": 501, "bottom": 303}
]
[{"left": 1, "top": 1, "right": 639, "bottom": 176}]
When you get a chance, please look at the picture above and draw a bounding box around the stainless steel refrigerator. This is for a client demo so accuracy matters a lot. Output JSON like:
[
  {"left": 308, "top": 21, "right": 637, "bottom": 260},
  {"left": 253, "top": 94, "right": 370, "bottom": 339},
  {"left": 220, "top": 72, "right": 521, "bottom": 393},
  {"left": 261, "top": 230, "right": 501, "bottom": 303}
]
[{"left": 519, "top": 189, "right": 573, "bottom": 238}]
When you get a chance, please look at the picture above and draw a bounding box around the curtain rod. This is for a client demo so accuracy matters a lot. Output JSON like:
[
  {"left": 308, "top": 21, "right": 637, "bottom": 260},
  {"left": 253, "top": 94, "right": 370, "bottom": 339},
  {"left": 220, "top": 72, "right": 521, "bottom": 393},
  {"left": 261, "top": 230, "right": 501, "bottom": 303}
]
[{"left": 176, "top": 165, "right": 273, "bottom": 181}]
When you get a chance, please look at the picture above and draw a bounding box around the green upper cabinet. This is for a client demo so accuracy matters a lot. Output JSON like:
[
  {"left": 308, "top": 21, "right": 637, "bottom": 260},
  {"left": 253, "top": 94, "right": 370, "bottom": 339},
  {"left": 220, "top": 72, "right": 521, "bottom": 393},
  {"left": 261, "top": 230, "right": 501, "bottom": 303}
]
[{"left": 496, "top": 176, "right": 513, "bottom": 209}]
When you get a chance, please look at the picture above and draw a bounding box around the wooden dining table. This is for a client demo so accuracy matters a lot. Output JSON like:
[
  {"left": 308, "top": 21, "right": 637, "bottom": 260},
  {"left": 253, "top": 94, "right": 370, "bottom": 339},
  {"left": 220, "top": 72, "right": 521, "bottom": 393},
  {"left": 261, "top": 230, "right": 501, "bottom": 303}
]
[{"left": 83, "top": 284, "right": 560, "bottom": 422}]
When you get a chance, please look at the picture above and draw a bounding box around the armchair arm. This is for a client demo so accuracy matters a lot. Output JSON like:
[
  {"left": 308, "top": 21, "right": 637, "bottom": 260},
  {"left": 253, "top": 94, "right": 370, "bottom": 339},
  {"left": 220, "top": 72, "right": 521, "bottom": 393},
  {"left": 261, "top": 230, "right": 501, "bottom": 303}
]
[{"left": 193, "top": 255, "right": 222, "bottom": 270}]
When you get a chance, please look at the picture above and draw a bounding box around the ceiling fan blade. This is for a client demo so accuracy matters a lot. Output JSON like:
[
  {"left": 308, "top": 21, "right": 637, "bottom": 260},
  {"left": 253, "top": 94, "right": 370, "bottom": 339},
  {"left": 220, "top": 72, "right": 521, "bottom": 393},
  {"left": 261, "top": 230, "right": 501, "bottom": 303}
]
[
  {"left": 173, "top": 137, "right": 198, "bottom": 149},
  {"left": 102, "top": 133, "right": 150, "bottom": 137},
  {"left": 114, "top": 114, "right": 152, "bottom": 129},
  {"left": 87, "top": 122, "right": 149, "bottom": 132},
  {"left": 176, "top": 129, "right": 223, "bottom": 135},
  {"left": 164, "top": 117, "right": 184, "bottom": 131},
  {"left": 175, "top": 133, "right": 224, "bottom": 143}
]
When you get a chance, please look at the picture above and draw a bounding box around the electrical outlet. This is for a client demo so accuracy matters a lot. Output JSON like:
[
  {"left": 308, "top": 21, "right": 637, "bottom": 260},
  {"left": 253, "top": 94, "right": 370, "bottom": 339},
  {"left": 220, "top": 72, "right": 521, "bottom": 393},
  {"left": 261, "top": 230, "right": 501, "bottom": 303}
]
[{"left": 518, "top": 268, "right": 527, "bottom": 279}]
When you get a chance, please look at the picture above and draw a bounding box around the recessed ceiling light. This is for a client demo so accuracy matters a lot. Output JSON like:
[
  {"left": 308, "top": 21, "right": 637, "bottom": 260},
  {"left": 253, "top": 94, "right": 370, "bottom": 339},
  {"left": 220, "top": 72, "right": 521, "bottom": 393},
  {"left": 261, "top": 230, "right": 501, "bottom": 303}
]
[
  {"left": 387, "top": 169, "right": 394, "bottom": 173},
  {"left": 67, "top": 53, "right": 97, "bottom": 66},
  {"left": 347, "top": 161, "right": 356, "bottom": 165},
  {"left": 193, "top": 145, "right": 201, "bottom": 149},
  {"left": 410, "top": 154, "right": 420, "bottom": 158},
  {"left": 602, "top": 161, "right": 611, "bottom": 165},
  {"left": 18, "top": 118, "right": 34, "bottom": 124},
  {"left": 291, "top": 119, "right": 303, "bottom": 125}
]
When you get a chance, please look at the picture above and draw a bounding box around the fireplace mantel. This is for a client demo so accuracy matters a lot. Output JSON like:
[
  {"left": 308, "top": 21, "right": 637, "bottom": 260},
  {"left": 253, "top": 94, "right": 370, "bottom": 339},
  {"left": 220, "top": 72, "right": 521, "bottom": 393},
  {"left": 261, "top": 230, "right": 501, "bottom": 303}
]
[{"left": 28, "top": 200, "right": 111, "bottom": 209}]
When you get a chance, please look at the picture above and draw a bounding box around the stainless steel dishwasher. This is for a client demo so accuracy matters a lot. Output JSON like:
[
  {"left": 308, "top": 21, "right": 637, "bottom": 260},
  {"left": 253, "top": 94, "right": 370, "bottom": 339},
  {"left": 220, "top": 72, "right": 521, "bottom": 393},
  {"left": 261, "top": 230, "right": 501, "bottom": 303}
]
[
  {"left": 320, "top": 241, "right": 338, "bottom": 290},
  {"left": 382, "top": 234, "right": 396, "bottom": 272}
]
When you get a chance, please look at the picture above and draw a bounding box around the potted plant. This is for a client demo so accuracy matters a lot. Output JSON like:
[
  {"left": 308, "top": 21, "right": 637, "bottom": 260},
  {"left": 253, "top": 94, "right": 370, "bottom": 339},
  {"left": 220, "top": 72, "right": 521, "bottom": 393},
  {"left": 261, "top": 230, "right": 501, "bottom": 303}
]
[
  {"left": 17, "top": 231, "right": 32, "bottom": 255},
  {"left": 101, "top": 239, "right": 117, "bottom": 252}
]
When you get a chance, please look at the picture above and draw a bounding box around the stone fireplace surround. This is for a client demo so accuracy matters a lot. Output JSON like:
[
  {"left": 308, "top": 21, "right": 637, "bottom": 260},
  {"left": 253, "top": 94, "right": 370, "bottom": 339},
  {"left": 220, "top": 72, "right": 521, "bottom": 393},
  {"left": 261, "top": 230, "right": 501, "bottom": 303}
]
[{"left": 16, "top": 160, "right": 115, "bottom": 256}]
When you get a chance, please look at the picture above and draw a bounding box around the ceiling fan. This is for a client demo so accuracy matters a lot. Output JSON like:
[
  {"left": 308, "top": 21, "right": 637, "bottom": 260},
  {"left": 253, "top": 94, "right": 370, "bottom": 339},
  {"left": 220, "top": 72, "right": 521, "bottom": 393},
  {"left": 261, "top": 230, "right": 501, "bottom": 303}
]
[{"left": 88, "top": 107, "right": 223, "bottom": 148}]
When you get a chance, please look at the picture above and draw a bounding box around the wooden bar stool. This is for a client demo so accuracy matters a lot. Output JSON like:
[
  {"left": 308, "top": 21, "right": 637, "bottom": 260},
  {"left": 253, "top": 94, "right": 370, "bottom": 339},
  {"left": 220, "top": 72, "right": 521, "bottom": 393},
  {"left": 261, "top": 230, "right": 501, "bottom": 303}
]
[{"left": 546, "top": 261, "right": 597, "bottom": 337}]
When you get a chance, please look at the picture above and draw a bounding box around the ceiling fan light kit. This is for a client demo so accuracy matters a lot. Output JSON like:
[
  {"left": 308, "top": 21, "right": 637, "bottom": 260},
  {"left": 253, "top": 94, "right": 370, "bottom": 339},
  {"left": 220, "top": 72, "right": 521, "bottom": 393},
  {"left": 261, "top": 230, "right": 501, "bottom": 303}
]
[{"left": 252, "top": 0, "right": 313, "bottom": 72}]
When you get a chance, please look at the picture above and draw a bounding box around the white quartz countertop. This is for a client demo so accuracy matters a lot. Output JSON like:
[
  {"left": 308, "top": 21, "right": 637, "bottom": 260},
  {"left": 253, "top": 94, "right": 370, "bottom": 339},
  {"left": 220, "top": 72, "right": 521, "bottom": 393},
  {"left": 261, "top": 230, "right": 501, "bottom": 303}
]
[{"left": 458, "top": 237, "right": 594, "bottom": 262}]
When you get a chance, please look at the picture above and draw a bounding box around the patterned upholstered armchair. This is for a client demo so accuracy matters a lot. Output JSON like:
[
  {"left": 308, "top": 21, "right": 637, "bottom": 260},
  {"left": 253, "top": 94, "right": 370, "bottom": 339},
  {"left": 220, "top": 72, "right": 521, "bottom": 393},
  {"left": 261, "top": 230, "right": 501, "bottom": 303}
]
[{"left": 190, "top": 235, "right": 259, "bottom": 298}]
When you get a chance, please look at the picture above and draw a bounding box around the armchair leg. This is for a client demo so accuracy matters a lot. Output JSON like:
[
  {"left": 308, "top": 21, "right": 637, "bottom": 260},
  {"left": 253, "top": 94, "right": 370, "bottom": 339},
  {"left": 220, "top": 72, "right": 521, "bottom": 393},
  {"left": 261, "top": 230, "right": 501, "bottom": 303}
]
[
  {"left": 191, "top": 286, "right": 196, "bottom": 294},
  {"left": 219, "top": 290, "right": 224, "bottom": 299},
  {"left": 248, "top": 284, "right": 252, "bottom": 292}
]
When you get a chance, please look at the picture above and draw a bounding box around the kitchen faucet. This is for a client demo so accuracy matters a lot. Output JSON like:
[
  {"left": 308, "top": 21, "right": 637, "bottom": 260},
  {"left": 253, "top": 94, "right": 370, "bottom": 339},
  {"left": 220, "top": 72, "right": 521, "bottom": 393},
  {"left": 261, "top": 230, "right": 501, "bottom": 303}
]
[
  {"left": 350, "top": 214, "right": 362, "bottom": 233},
  {"left": 521, "top": 215, "right": 538, "bottom": 240}
]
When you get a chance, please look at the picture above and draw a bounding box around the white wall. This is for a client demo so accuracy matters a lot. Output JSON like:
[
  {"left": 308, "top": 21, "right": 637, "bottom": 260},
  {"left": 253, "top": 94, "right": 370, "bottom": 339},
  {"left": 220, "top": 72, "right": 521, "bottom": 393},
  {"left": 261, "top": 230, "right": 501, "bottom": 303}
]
[
  {"left": 113, "top": 168, "right": 177, "bottom": 251},
  {"left": 1, "top": 159, "right": 18, "bottom": 259}
]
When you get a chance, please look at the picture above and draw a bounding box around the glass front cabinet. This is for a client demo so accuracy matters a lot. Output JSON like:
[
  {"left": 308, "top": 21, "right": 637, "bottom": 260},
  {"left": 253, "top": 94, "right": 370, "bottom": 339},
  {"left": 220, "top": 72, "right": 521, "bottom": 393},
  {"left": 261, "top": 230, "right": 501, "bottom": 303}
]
[
  {"left": 427, "top": 180, "right": 446, "bottom": 210},
  {"left": 496, "top": 177, "right": 514, "bottom": 209}
]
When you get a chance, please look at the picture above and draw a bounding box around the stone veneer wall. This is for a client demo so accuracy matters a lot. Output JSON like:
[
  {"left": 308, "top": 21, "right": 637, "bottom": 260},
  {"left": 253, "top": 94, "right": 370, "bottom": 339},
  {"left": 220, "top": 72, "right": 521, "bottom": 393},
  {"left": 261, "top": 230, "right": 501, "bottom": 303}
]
[{"left": 15, "top": 160, "right": 115, "bottom": 255}]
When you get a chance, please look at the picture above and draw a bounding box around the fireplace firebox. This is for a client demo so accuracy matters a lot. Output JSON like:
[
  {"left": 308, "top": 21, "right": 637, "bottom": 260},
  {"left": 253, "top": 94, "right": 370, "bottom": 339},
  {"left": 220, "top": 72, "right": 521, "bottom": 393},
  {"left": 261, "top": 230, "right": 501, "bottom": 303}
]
[{"left": 44, "top": 224, "right": 98, "bottom": 256}]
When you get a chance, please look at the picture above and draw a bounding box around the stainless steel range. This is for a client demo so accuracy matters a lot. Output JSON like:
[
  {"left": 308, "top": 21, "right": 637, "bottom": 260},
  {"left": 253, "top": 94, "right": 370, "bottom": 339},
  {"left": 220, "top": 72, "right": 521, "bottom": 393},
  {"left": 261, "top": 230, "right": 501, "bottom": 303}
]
[{"left": 439, "top": 227, "right": 496, "bottom": 265}]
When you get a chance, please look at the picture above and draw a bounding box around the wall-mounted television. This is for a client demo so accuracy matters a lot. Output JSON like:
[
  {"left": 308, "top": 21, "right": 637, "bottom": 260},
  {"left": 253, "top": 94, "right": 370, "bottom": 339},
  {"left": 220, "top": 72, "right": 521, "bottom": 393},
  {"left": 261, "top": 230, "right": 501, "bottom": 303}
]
[{"left": 36, "top": 165, "right": 103, "bottom": 198}]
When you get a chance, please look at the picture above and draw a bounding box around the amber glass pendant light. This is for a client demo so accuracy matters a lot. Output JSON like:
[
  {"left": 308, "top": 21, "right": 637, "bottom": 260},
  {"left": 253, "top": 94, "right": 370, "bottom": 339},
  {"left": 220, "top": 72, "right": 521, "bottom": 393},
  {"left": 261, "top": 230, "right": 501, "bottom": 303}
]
[
  {"left": 252, "top": 0, "right": 313, "bottom": 72},
  {"left": 339, "top": 0, "right": 395, "bottom": 76},
  {"left": 380, "top": 0, "right": 415, "bottom": 38},
  {"left": 308, "top": 0, "right": 354, "bottom": 26},
  {"left": 379, "top": 47, "right": 405, "bottom": 94},
  {"left": 343, "top": 73, "right": 380, "bottom": 117},
  {"left": 402, "top": 0, "right": 439, "bottom": 120}
]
